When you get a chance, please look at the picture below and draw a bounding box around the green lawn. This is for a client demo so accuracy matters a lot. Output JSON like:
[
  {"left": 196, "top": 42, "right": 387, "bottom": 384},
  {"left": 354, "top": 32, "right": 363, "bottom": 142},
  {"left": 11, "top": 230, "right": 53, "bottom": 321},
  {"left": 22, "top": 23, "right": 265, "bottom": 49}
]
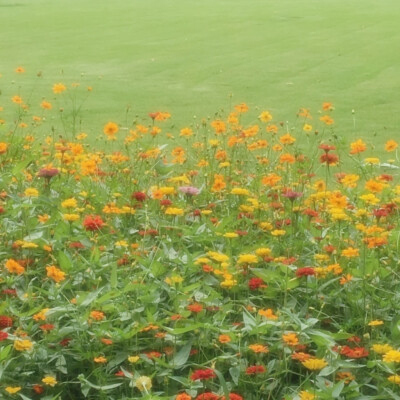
[{"left": 1, "top": 0, "right": 400, "bottom": 149}]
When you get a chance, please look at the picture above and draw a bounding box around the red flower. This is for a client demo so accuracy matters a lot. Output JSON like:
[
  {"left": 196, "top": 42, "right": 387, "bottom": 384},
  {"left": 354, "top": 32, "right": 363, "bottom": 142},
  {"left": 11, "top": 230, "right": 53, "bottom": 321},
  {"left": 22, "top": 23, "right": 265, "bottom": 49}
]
[
  {"left": 187, "top": 303, "right": 203, "bottom": 313},
  {"left": 33, "top": 385, "right": 44, "bottom": 394},
  {"left": 69, "top": 241, "right": 85, "bottom": 249},
  {"left": 318, "top": 144, "right": 336, "bottom": 153},
  {"left": 190, "top": 369, "right": 216, "bottom": 381},
  {"left": 320, "top": 153, "right": 339, "bottom": 165},
  {"left": 296, "top": 267, "right": 315, "bottom": 278},
  {"left": 196, "top": 393, "right": 219, "bottom": 400},
  {"left": 160, "top": 199, "right": 173, "bottom": 207},
  {"left": 59, "top": 338, "right": 72, "bottom": 347},
  {"left": 0, "top": 331, "right": 8, "bottom": 341},
  {"left": 132, "top": 191, "right": 147, "bottom": 202},
  {"left": 248, "top": 277, "right": 266, "bottom": 291},
  {"left": 40, "top": 324, "right": 55, "bottom": 332},
  {"left": 340, "top": 345, "right": 369, "bottom": 359},
  {"left": 115, "top": 370, "right": 125, "bottom": 377},
  {"left": 245, "top": 365, "right": 266, "bottom": 375},
  {"left": 83, "top": 215, "right": 105, "bottom": 231},
  {"left": 0, "top": 315, "right": 12, "bottom": 328},
  {"left": 221, "top": 394, "right": 244, "bottom": 400},
  {"left": 1, "top": 289, "right": 17, "bottom": 296},
  {"left": 144, "top": 351, "right": 162, "bottom": 359}
]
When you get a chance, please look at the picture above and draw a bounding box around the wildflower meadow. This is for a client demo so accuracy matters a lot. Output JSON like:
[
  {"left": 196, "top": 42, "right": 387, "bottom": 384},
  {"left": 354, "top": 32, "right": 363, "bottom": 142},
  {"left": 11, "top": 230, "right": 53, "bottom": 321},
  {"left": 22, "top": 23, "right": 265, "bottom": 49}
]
[{"left": 0, "top": 68, "right": 400, "bottom": 400}]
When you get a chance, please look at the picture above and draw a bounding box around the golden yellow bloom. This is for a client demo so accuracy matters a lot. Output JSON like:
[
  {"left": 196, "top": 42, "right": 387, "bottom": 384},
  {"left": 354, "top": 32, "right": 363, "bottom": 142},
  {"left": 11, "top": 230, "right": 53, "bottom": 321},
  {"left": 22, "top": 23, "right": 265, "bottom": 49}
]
[
  {"left": 42, "top": 376, "right": 57, "bottom": 386},
  {"left": 388, "top": 375, "right": 400, "bottom": 384},
  {"left": 258, "top": 110, "right": 273, "bottom": 122},
  {"left": 364, "top": 157, "right": 380, "bottom": 165},
  {"left": 52, "top": 83, "right": 66, "bottom": 94},
  {"left": 14, "top": 339, "right": 33, "bottom": 351},
  {"left": 180, "top": 127, "right": 193, "bottom": 137},
  {"left": 255, "top": 247, "right": 271, "bottom": 257},
  {"left": 38, "top": 214, "right": 50, "bottom": 224},
  {"left": 103, "top": 121, "right": 119, "bottom": 137},
  {"left": 271, "top": 229, "right": 286, "bottom": 236},
  {"left": 128, "top": 355, "right": 140, "bottom": 363},
  {"left": 359, "top": 193, "right": 380, "bottom": 205},
  {"left": 46, "top": 265, "right": 66, "bottom": 283},
  {"left": 237, "top": 254, "right": 258, "bottom": 264},
  {"left": 368, "top": 320, "right": 384, "bottom": 327},
  {"left": 33, "top": 308, "right": 50, "bottom": 321},
  {"left": 24, "top": 188, "right": 39, "bottom": 197},
  {"left": 164, "top": 207, "right": 184, "bottom": 216},
  {"left": 299, "top": 391, "right": 315, "bottom": 400},
  {"left": 223, "top": 232, "right": 239, "bottom": 238},
  {"left": 365, "top": 179, "right": 387, "bottom": 193},
  {"left": 383, "top": 350, "right": 400, "bottom": 363},
  {"left": 372, "top": 344, "right": 394, "bottom": 354},
  {"left": 5, "top": 387, "right": 21, "bottom": 394},
  {"left": 301, "top": 358, "right": 328, "bottom": 370},
  {"left": 230, "top": 187, "right": 250, "bottom": 196},
  {"left": 12, "top": 95, "right": 23, "bottom": 104},
  {"left": 94, "top": 356, "right": 107, "bottom": 363},
  {"left": 303, "top": 124, "right": 313, "bottom": 132},
  {"left": 341, "top": 247, "right": 359, "bottom": 258},
  {"left": 63, "top": 213, "right": 80, "bottom": 222},
  {"left": 61, "top": 198, "right": 78, "bottom": 208}
]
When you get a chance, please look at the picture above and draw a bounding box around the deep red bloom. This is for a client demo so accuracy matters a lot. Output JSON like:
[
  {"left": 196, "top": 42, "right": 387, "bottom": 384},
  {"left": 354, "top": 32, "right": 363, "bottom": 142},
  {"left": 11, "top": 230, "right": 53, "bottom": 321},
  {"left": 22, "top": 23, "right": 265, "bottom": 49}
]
[
  {"left": 115, "top": 370, "right": 125, "bottom": 377},
  {"left": 1, "top": 289, "right": 17, "bottom": 296},
  {"left": 160, "top": 199, "right": 173, "bottom": 207},
  {"left": 296, "top": 267, "right": 315, "bottom": 278},
  {"left": 83, "top": 215, "right": 105, "bottom": 231},
  {"left": 132, "top": 191, "right": 147, "bottom": 202},
  {"left": 59, "top": 338, "right": 72, "bottom": 347},
  {"left": 245, "top": 365, "right": 266, "bottom": 375},
  {"left": 248, "top": 277, "right": 266, "bottom": 291},
  {"left": 38, "top": 167, "right": 59, "bottom": 179},
  {"left": 0, "top": 206, "right": 4, "bottom": 214},
  {"left": 373, "top": 208, "right": 389, "bottom": 219},
  {"left": 0, "top": 315, "right": 12, "bottom": 328},
  {"left": 282, "top": 189, "right": 303, "bottom": 201},
  {"left": 33, "top": 385, "right": 44, "bottom": 394},
  {"left": 0, "top": 331, "right": 8, "bottom": 341},
  {"left": 190, "top": 369, "right": 216, "bottom": 381},
  {"left": 196, "top": 393, "right": 219, "bottom": 400},
  {"left": 324, "top": 244, "right": 336, "bottom": 254},
  {"left": 303, "top": 208, "right": 319, "bottom": 218}
]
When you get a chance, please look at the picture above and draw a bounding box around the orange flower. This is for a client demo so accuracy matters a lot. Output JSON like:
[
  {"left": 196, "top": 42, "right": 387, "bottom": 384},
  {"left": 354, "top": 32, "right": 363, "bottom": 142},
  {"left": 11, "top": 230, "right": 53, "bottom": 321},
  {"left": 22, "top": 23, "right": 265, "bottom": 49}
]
[
  {"left": 5, "top": 259, "right": 25, "bottom": 275},
  {"left": 341, "top": 247, "right": 359, "bottom": 258},
  {"left": 218, "top": 334, "right": 231, "bottom": 344},
  {"left": 46, "top": 265, "right": 66, "bottom": 283},
  {"left": 103, "top": 122, "right": 119, "bottom": 137},
  {"left": 350, "top": 139, "right": 366, "bottom": 154},
  {"left": 180, "top": 127, "right": 193, "bottom": 137},
  {"left": 279, "top": 153, "right": 296, "bottom": 164},
  {"left": 322, "top": 102, "right": 333, "bottom": 110},
  {"left": 53, "top": 83, "right": 66, "bottom": 94},
  {"left": 15, "top": 66, "right": 25, "bottom": 73},
  {"left": 94, "top": 356, "right": 107, "bottom": 363},
  {"left": 385, "top": 139, "right": 398, "bottom": 152},
  {"left": 319, "top": 115, "right": 334, "bottom": 125},
  {"left": 365, "top": 179, "right": 386, "bottom": 193},
  {"left": 234, "top": 103, "right": 249, "bottom": 113},
  {"left": 249, "top": 344, "right": 269, "bottom": 353},
  {"left": 279, "top": 133, "right": 296, "bottom": 145},
  {"left": 40, "top": 100, "right": 52, "bottom": 110},
  {"left": 90, "top": 311, "right": 105, "bottom": 321},
  {"left": 12, "top": 95, "right": 23, "bottom": 104},
  {"left": 258, "top": 308, "right": 278, "bottom": 320},
  {"left": 282, "top": 332, "right": 299, "bottom": 346},
  {"left": 176, "top": 393, "right": 192, "bottom": 400}
]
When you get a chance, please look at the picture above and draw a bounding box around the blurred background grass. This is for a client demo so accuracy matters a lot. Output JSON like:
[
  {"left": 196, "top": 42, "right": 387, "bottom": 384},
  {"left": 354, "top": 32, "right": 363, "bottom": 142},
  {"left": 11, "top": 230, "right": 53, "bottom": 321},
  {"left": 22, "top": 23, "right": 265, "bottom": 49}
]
[{"left": 1, "top": 0, "right": 399, "bottom": 153}]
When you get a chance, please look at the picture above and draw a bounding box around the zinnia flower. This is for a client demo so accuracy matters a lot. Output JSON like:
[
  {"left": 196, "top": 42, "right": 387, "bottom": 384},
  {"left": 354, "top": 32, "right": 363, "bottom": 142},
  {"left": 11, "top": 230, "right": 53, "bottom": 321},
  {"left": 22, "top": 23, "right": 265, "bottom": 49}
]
[
  {"left": 190, "top": 369, "right": 216, "bottom": 381},
  {"left": 135, "top": 376, "right": 152, "bottom": 392}
]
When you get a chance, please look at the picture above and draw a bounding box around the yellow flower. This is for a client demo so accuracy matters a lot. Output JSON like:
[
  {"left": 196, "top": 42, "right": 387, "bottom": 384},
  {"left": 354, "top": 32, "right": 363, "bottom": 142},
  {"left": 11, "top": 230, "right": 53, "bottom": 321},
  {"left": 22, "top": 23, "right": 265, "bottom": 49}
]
[
  {"left": 5, "top": 387, "right": 21, "bottom": 394},
  {"left": 94, "top": 356, "right": 107, "bottom": 363},
  {"left": 372, "top": 344, "right": 394, "bottom": 354},
  {"left": 61, "top": 198, "right": 78, "bottom": 208},
  {"left": 164, "top": 207, "right": 184, "bottom": 216},
  {"left": 301, "top": 358, "right": 328, "bottom": 370},
  {"left": 299, "top": 391, "right": 315, "bottom": 400},
  {"left": 207, "top": 251, "right": 229, "bottom": 263},
  {"left": 271, "top": 229, "right": 286, "bottom": 236},
  {"left": 364, "top": 157, "right": 380, "bottom": 165},
  {"left": 63, "top": 213, "right": 80, "bottom": 222},
  {"left": 223, "top": 232, "right": 239, "bottom": 238},
  {"left": 255, "top": 247, "right": 271, "bottom": 257},
  {"left": 135, "top": 376, "right": 152, "bottom": 392},
  {"left": 341, "top": 247, "right": 359, "bottom": 258},
  {"left": 14, "top": 339, "right": 33, "bottom": 351},
  {"left": 52, "top": 83, "right": 66, "bottom": 94},
  {"left": 303, "top": 124, "right": 313, "bottom": 132},
  {"left": 24, "top": 188, "right": 39, "bottom": 197},
  {"left": 368, "top": 320, "right": 384, "bottom": 327},
  {"left": 230, "top": 187, "right": 250, "bottom": 196},
  {"left": 128, "top": 355, "right": 140, "bottom": 363},
  {"left": 383, "top": 350, "right": 400, "bottom": 363},
  {"left": 237, "top": 254, "right": 258, "bottom": 264},
  {"left": 388, "top": 375, "right": 400, "bottom": 384},
  {"left": 33, "top": 308, "right": 50, "bottom": 321},
  {"left": 258, "top": 111, "right": 273, "bottom": 122},
  {"left": 42, "top": 376, "right": 57, "bottom": 386}
]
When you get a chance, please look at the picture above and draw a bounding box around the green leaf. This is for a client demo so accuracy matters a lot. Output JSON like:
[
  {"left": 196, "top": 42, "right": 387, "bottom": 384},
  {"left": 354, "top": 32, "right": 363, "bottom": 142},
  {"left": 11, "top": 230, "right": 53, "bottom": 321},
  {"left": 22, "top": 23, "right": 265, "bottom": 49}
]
[
  {"left": 57, "top": 251, "right": 73, "bottom": 272},
  {"left": 213, "top": 368, "right": 230, "bottom": 399},
  {"left": 165, "top": 323, "right": 203, "bottom": 335},
  {"left": 172, "top": 342, "right": 192, "bottom": 368},
  {"left": 110, "top": 265, "right": 117, "bottom": 289},
  {"left": 243, "top": 309, "right": 256, "bottom": 328},
  {"left": 0, "top": 345, "right": 12, "bottom": 361},
  {"left": 331, "top": 380, "right": 345, "bottom": 397},
  {"left": 229, "top": 366, "right": 240, "bottom": 385}
]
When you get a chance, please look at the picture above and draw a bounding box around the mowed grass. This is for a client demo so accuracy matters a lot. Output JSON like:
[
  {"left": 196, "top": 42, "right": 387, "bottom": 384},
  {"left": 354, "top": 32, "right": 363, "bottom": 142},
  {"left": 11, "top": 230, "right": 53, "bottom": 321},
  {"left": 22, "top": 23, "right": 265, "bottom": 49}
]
[{"left": 1, "top": 0, "right": 400, "bottom": 150}]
